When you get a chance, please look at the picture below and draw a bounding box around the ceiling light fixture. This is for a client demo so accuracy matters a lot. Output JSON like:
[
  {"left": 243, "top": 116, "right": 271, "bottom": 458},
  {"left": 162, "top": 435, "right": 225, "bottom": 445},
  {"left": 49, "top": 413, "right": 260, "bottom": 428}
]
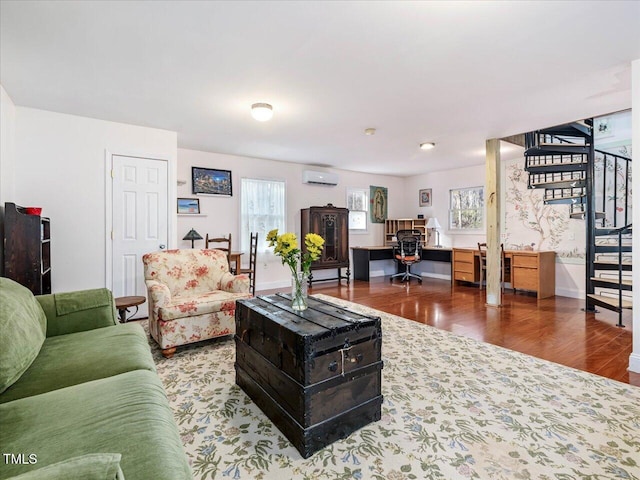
[
  {"left": 420, "top": 142, "right": 436, "bottom": 150},
  {"left": 251, "top": 103, "right": 273, "bottom": 122},
  {"left": 364, "top": 128, "right": 376, "bottom": 135}
]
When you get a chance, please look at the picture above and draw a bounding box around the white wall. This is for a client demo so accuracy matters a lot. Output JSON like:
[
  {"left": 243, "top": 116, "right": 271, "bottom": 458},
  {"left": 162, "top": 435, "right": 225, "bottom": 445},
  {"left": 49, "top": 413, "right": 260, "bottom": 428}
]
[
  {"left": 630, "top": 58, "right": 640, "bottom": 374},
  {"left": 0, "top": 85, "right": 16, "bottom": 206},
  {"left": 407, "top": 164, "right": 487, "bottom": 248},
  {"left": 404, "top": 163, "right": 487, "bottom": 279},
  {"left": 14, "top": 107, "right": 177, "bottom": 293},
  {"left": 177, "top": 148, "right": 406, "bottom": 289},
  {"left": 0, "top": 85, "right": 17, "bottom": 274}
]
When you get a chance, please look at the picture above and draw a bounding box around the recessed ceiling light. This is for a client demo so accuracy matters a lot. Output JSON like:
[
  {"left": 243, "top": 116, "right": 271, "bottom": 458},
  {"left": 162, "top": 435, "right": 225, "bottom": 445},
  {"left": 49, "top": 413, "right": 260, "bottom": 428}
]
[
  {"left": 251, "top": 103, "right": 273, "bottom": 122},
  {"left": 420, "top": 142, "right": 436, "bottom": 150},
  {"left": 364, "top": 128, "right": 376, "bottom": 135}
]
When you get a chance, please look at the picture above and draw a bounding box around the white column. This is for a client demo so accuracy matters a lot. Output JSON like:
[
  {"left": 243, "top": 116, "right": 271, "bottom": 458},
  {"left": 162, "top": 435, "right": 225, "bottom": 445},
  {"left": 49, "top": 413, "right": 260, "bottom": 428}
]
[
  {"left": 485, "top": 139, "right": 502, "bottom": 306},
  {"left": 630, "top": 59, "right": 640, "bottom": 373}
]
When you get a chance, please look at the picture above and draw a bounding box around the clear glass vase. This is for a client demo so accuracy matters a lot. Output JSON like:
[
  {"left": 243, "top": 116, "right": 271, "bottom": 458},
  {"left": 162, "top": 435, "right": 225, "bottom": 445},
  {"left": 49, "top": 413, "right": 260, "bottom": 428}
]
[{"left": 291, "top": 271, "right": 309, "bottom": 311}]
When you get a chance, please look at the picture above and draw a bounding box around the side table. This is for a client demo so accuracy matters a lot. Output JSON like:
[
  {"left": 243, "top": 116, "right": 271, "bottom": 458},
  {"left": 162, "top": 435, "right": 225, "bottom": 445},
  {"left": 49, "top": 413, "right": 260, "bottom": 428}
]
[{"left": 114, "top": 295, "right": 146, "bottom": 323}]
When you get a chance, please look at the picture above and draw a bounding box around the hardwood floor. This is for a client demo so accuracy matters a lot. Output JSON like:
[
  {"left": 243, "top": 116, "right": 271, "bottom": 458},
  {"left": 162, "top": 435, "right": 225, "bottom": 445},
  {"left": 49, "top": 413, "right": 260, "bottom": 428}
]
[{"left": 261, "top": 276, "right": 639, "bottom": 387}]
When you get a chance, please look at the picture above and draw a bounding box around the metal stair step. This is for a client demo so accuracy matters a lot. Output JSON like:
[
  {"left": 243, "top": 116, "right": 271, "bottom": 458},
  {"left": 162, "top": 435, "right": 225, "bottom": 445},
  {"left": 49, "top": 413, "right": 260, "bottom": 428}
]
[
  {"left": 595, "top": 227, "right": 633, "bottom": 236},
  {"left": 525, "top": 144, "right": 590, "bottom": 156},
  {"left": 543, "top": 195, "right": 585, "bottom": 205},
  {"left": 586, "top": 294, "right": 632, "bottom": 311},
  {"left": 590, "top": 277, "right": 632, "bottom": 290},
  {"left": 529, "top": 178, "right": 586, "bottom": 189},
  {"left": 594, "top": 244, "right": 632, "bottom": 253},
  {"left": 594, "top": 261, "right": 632, "bottom": 271},
  {"left": 569, "top": 211, "right": 605, "bottom": 220},
  {"left": 525, "top": 162, "right": 587, "bottom": 173},
  {"left": 538, "top": 122, "right": 592, "bottom": 138}
]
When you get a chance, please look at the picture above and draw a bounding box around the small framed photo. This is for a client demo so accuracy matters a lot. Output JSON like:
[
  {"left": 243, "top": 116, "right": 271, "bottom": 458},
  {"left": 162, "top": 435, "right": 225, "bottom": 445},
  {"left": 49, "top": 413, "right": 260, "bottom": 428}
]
[
  {"left": 177, "top": 198, "right": 200, "bottom": 214},
  {"left": 419, "top": 188, "right": 432, "bottom": 207},
  {"left": 192, "top": 167, "right": 232, "bottom": 196}
]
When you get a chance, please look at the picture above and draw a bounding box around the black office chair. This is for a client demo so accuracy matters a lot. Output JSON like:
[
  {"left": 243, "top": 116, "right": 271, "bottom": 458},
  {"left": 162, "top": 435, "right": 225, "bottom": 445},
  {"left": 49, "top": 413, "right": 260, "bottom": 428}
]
[{"left": 390, "top": 229, "right": 422, "bottom": 283}]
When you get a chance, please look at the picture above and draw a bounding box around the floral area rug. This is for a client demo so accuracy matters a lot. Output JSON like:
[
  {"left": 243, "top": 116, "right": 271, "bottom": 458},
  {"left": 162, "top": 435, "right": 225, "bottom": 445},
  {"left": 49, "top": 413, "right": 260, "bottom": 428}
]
[{"left": 147, "top": 294, "right": 640, "bottom": 479}]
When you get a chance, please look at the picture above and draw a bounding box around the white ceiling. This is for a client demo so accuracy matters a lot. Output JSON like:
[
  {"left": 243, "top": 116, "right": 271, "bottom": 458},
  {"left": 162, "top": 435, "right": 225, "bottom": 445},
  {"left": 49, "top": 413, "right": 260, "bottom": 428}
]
[{"left": 1, "top": 1, "right": 638, "bottom": 176}]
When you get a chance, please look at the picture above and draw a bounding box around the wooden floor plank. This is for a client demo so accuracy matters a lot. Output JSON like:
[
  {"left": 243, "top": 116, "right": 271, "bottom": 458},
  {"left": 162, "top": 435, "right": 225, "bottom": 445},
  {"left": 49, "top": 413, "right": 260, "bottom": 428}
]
[{"left": 258, "top": 276, "right": 639, "bottom": 387}]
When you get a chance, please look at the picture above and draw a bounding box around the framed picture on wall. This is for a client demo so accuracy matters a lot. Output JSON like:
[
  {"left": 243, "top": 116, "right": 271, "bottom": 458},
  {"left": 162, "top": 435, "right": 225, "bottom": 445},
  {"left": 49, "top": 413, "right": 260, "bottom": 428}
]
[
  {"left": 177, "top": 198, "right": 200, "bottom": 214},
  {"left": 419, "top": 188, "right": 432, "bottom": 207},
  {"left": 369, "top": 185, "right": 388, "bottom": 223},
  {"left": 192, "top": 167, "right": 233, "bottom": 196}
]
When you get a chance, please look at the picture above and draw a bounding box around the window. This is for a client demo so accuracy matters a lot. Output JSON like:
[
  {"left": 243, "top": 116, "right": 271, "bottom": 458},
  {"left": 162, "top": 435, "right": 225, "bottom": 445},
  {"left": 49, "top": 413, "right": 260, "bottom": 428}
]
[
  {"left": 449, "top": 186, "right": 484, "bottom": 230},
  {"left": 240, "top": 178, "right": 286, "bottom": 253},
  {"left": 346, "top": 188, "right": 368, "bottom": 232}
]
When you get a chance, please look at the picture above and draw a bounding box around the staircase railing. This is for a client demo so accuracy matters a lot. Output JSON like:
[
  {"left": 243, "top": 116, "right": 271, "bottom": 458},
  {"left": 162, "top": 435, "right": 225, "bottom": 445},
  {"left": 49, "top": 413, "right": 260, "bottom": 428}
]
[
  {"left": 599, "top": 223, "right": 632, "bottom": 327},
  {"left": 594, "top": 149, "right": 632, "bottom": 228}
]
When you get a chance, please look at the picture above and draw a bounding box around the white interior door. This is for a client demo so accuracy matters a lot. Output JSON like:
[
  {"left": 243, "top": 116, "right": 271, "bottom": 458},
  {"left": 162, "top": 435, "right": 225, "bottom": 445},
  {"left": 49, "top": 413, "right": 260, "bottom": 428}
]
[{"left": 112, "top": 155, "right": 168, "bottom": 319}]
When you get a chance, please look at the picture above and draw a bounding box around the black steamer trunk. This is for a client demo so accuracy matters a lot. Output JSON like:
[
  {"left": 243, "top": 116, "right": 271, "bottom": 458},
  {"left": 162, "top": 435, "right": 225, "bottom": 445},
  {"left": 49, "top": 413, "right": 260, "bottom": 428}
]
[{"left": 234, "top": 294, "right": 383, "bottom": 458}]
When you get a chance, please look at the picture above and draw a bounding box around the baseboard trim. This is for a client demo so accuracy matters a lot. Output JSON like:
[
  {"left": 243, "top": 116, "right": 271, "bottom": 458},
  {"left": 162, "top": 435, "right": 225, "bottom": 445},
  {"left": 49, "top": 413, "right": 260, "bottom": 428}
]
[
  {"left": 629, "top": 353, "right": 640, "bottom": 374},
  {"left": 257, "top": 280, "right": 289, "bottom": 291},
  {"left": 420, "top": 273, "right": 451, "bottom": 281},
  {"left": 554, "top": 287, "right": 583, "bottom": 299}
]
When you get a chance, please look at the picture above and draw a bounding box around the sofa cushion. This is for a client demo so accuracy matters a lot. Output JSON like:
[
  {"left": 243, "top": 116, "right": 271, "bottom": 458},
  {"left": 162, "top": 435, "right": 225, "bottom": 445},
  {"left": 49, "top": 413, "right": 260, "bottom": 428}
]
[
  {"left": 0, "top": 323, "right": 156, "bottom": 404},
  {"left": 37, "top": 288, "right": 117, "bottom": 337},
  {"left": 54, "top": 289, "right": 114, "bottom": 316},
  {"left": 7, "top": 453, "right": 124, "bottom": 480},
  {"left": 0, "top": 278, "right": 47, "bottom": 394},
  {"left": 158, "top": 290, "right": 247, "bottom": 321},
  {"left": 0, "top": 370, "right": 192, "bottom": 480}
]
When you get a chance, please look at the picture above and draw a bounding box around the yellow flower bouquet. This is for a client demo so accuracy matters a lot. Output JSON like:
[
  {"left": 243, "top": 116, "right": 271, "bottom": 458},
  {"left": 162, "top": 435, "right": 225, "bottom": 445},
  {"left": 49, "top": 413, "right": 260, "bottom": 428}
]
[{"left": 267, "top": 229, "right": 324, "bottom": 310}]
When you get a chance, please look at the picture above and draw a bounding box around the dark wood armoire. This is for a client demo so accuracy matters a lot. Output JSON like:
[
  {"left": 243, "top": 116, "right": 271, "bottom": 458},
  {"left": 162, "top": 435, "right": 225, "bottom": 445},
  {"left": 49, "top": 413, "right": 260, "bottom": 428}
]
[
  {"left": 3, "top": 202, "right": 52, "bottom": 295},
  {"left": 301, "top": 204, "right": 350, "bottom": 287}
]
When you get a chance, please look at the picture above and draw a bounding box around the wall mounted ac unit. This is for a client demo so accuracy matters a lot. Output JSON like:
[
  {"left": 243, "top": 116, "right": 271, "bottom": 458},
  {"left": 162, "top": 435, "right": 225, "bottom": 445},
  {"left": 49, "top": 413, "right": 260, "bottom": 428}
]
[{"left": 302, "top": 170, "right": 339, "bottom": 186}]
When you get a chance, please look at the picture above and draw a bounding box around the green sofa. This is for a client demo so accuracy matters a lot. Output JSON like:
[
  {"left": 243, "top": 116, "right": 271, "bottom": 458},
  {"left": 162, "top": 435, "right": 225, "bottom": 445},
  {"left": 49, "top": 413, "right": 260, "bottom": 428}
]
[{"left": 0, "top": 278, "right": 192, "bottom": 480}]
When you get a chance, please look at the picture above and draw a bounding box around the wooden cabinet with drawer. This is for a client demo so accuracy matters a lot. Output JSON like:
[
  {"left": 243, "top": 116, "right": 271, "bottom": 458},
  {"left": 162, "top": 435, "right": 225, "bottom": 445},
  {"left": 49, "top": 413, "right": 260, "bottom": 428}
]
[
  {"left": 452, "top": 248, "right": 478, "bottom": 283},
  {"left": 510, "top": 251, "right": 556, "bottom": 299}
]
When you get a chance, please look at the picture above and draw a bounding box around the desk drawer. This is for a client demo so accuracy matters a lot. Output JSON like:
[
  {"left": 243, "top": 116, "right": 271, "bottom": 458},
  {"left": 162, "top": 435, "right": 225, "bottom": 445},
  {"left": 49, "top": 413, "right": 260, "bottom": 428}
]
[
  {"left": 455, "top": 261, "right": 474, "bottom": 274},
  {"left": 512, "top": 254, "right": 538, "bottom": 268},
  {"left": 513, "top": 267, "right": 538, "bottom": 291},
  {"left": 455, "top": 251, "right": 475, "bottom": 263},
  {"left": 454, "top": 271, "right": 475, "bottom": 282}
]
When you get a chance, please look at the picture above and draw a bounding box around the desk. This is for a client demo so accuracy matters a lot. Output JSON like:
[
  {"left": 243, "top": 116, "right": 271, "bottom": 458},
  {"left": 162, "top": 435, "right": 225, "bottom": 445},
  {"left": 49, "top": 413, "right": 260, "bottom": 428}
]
[
  {"left": 452, "top": 248, "right": 556, "bottom": 298},
  {"left": 351, "top": 246, "right": 452, "bottom": 281}
]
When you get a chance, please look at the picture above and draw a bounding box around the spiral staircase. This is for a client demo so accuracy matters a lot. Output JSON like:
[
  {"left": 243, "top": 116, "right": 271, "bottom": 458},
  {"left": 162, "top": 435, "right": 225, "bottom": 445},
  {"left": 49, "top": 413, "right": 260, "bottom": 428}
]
[{"left": 523, "top": 119, "right": 632, "bottom": 327}]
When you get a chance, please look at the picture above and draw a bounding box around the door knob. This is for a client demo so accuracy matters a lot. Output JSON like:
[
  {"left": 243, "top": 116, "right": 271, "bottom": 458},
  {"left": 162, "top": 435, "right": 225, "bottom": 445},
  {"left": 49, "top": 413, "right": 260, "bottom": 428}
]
[{"left": 159, "top": 244, "right": 166, "bottom": 250}]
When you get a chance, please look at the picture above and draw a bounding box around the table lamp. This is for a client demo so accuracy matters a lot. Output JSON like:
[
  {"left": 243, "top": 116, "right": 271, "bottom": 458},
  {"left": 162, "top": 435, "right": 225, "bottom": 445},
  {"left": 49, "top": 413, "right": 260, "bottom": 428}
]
[
  {"left": 183, "top": 228, "right": 203, "bottom": 248},
  {"left": 426, "top": 217, "right": 442, "bottom": 248}
]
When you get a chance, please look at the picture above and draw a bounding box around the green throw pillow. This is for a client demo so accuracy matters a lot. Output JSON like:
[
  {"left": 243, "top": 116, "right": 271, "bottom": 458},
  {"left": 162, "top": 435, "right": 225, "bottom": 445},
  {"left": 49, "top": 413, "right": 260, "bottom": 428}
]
[
  {"left": 6, "top": 453, "right": 124, "bottom": 480},
  {"left": 0, "top": 278, "right": 47, "bottom": 393}
]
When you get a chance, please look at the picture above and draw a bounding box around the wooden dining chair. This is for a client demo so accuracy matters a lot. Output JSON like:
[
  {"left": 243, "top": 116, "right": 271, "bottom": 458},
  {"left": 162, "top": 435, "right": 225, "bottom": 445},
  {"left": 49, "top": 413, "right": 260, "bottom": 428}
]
[
  {"left": 205, "top": 233, "right": 232, "bottom": 272},
  {"left": 478, "top": 242, "right": 508, "bottom": 292},
  {"left": 239, "top": 232, "right": 258, "bottom": 296},
  {"left": 501, "top": 243, "right": 510, "bottom": 293},
  {"left": 477, "top": 242, "right": 487, "bottom": 289}
]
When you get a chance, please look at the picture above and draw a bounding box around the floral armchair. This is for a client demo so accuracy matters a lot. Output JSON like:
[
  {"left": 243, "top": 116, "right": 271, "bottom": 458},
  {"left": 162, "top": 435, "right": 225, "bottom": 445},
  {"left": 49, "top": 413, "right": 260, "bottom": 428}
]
[{"left": 142, "top": 249, "right": 251, "bottom": 358}]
